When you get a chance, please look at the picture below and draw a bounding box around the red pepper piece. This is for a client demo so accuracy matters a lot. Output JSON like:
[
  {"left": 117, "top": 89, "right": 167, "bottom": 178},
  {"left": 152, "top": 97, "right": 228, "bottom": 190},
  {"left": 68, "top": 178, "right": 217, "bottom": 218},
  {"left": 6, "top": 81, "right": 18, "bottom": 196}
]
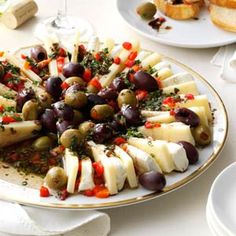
[
  {"left": 114, "top": 57, "right": 121, "bottom": 65},
  {"left": 185, "top": 94, "right": 194, "bottom": 100},
  {"left": 136, "top": 89, "right": 148, "bottom": 101},
  {"left": 93, "top": 162, "right": 104, "bottom": 177},
  {"left": 83, "top": 189, "right": 95, "bottom": 197},
  {"left": 83, "top": 68, "right": 92, "bottom": 82},
  {"left": 128, "top": 51, "right": 138, "bottom": 60},
  {"left": 125, "top": 60, "right": 135, "bottom": 68},
  {"left": 40, "top": 186, "right": 50, "bottom": 197},
  {"left": 113, "top": 137, "right": 127, "bottom": 145},
  {"left": 2, "top": 116, "right": 16, "bottom": 124},
  {"left": 88, "top": 78, "right": 102, "bottom": 91},
  {"left": 122, "top": 42, "right": 132, "bottom": 50},
  {"left": 95, "top": 53, "right": 101, "bottom": 61},
  {"left": 61, "top": 81, "right": 70, "bottom": 90}
]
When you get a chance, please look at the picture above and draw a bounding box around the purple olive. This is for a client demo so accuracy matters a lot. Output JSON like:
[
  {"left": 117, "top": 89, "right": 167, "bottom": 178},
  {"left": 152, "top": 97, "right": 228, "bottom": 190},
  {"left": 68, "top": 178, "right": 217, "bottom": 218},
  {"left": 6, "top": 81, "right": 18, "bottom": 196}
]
[
  {"left": 139, "top": 171, "right": 166, "bottom": 191},
  {"left": 174, "top": 108, "right": 200, "bottom": 128},
  {"left": 92, "top": 123, "right": 113, "bottom": 144},
  {"left": 109, "top": 77, "right": 126, "bottom": 92},
  {"left": 121, "top": 105, "right": 142, "bottom": 126},
  {"left": 62, "top": 62, "right": 84, "bottom": 78},
  {"left": 52, "top": 101, "right": 74, "bottom": 121},
  {"left": 30, "top": 46, "right": 47, "bottom": 62},
  {"left": 87, "top": 94, "right": 106, "bottom": 110},
  {"left": 56, "top": 120, "right": 74, "bottom": 135},
  {"left": 45, "top": 76, "right": 62, "bottom": 100},
  {"left": 41, "top": 109, "right": 57, "bottom": 133},
  {"left": 65, "top": 84, "right": 85, "bottom": 94},
  {"left": 133, "top": 71, "right": 158, "bottom": 92},
  {"left": 16, "top": 88, "right": 35, "bottom": 112},
  {"left": 98, "top": 88, "right": 118, "bottom": 100},
  {"left": 177, "top": 141, "right": 199, "bottom": 164}
]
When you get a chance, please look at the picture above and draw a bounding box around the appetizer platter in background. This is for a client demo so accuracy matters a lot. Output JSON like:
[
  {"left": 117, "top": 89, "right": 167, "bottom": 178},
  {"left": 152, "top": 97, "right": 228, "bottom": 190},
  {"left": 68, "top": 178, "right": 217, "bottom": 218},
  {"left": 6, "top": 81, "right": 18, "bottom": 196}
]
[
  {"left": 0, "top": 33, "right": 227, "bottom": 209},
  {"left": 117, "top": 0, "right": 236, "bottom": 48}
]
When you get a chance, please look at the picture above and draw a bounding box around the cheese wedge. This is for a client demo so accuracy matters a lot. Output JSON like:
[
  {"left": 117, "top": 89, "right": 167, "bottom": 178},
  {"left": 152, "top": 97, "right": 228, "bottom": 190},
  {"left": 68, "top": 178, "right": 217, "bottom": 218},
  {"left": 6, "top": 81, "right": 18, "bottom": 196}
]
[
  {"left": 189, "top": 106, "right": 209, "bottom": 127},
  {"left": 166, "top": 143, "right": 189, "bottom": 172},
  {"left": 78, "top": 157, "right": 95, "bottom": 192},
  {"left": 64, "top": 149, "right": 79, "bottom": 193},
  {"left": 127, "top": 138, "right": 174, "bottom": 173},
  {"left": 152, "top": 61, "right": 171, "bottom": 73},
  {"left": 114, "top": 146, "right": 138, "bottom": 188},
  {"left": 0, "top": 95, "right": 16, "bottom": 108},
  {"left": 125, "top": 144, "right": 162, "bottom": 174},
  {"left": 158, "top": 67, "right": 173, "bottom": 80},
  {"left": 161, "top": 72, "right": 194, "bottom": 88},
  {"left": 162, "top": 81, "right": 199, "bottom": 95},
  {"left": 146, "top": 111, "right": 175, "bottom": 123},
  {"left": 140, "top": 53, "right": 162, "bottom": 69},
  {"left": 138, "top": 122, "right": 195, "bottom": 145},
  {"left": 0, "top": 121, "right": 41, "bottom": 148}
]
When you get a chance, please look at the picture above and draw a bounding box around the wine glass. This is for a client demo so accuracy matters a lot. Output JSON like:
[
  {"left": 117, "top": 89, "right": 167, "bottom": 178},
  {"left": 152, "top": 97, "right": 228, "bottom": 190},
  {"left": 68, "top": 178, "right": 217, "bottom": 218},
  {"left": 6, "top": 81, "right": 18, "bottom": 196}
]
[{"left": 34, "top": 0, "right": 94, "bottom": 43}]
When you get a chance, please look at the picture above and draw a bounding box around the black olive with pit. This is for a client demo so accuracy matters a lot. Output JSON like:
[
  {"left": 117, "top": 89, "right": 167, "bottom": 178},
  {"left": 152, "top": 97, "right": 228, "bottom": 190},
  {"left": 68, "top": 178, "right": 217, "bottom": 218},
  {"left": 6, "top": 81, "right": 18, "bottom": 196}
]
[
  {"left": 177, "top": 141, "right": 199, "bottom": 164},
  {"left": 90, "top": 104, "right": 114, "bottom": 121},
  {"left": 117, "top": 89, "right": 137, "bottom": 108},
  {"left": 30, "top": 46, "right": 47, "bottom": 62},
  {"left": 174, "top": 108, "right": 200, "bottom": 128}
]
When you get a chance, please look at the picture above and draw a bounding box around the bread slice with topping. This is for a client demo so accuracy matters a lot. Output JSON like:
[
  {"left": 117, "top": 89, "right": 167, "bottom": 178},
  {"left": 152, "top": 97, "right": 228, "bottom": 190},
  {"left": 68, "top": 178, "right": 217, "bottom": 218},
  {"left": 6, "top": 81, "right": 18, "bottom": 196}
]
[
  {"left": 209, "top": 4, "right": 236, "bottom": 32},
  {"left": 154, "top": 0, "right": 204, "bottom": 20}
]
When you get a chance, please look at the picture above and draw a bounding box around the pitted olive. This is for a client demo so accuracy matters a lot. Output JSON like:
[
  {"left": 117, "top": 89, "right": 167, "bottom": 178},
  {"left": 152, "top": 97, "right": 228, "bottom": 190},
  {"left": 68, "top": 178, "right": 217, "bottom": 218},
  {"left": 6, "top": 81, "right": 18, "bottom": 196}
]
[
  {"left": 133, "top": 71, "right": 158, "bottom": 91},
  {"left": 64, "top": 91, "right": 87, "bottom": 109},
  {"left": 64, "top": 76, "right": 86, "bottom": 87},
  {"left": 60, "top": 129, "right": 84, "bottom": 149},
  {"left": 98, "top": 88, "right": 118, "bottom": 100},
  {"left": 192, "top": 124, "right": 211, "bottom": 146},
  {"left": 22, "top": 100, "right": 39, "bottom": 121},
  {"left": 117, "top": 89, "right": 137, "bottom": 108},
  {"left": 44, "top": 167, "right": 67, "bottom": 190},
  {"left": 90, "top": 104, "right": 114, "bottom": 121},
  {"left": 33, "top": 136, "right": 54, "bottom": 151},
  {"left": 87, "top": 84, "right": 99, "bottom": 94},
  {"left": 121, "top": 105, "right": 142, "bottom": 126},
  {"left": 174, "top": 108, "right": 200, "bottom": 128},
  {"left": 73, "top": 110, "right": 84, "bottom": 125}
]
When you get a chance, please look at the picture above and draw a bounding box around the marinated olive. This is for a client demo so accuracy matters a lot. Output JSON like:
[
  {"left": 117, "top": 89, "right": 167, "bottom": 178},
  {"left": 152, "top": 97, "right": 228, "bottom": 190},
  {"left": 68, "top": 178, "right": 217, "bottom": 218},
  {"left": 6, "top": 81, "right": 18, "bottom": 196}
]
[
  {"left": 117, "top": 89, "right": 137, "bottom": 108},
  {"left": 87, "top": 94, "right": 106, "bottom": 109},
  {"left": 90, "top": 104, "right": 114, "bottom": 121},
  {"left": 136, "top": 2, "right": 157, "bottom": 20},
  {"left": 98, "top": 88, "right": 118, "bottom": 100},
  {"left": 64, "top": 91, "right": 87, "bottom": 109},
  {"left": 44, "top": 167, "right": 67, "bottom": 190},
  {"left": 174, "top": 108, "right": 200, "bottom": 128},
  {"left": 121, "top": 105, "right": 142, "bottom": 126},
  {"left": 33, "top": 136, "right": 54, "bottom": 151},
  {"left": 52, "top": 101, "right": 74, "bottom": 121},
  {"left": 177, "top": 141, "right": 199, "bottom": 164},
  {"left": 22, "top": 100, "right": 39, "bottom": 121},
  {"left": 60, "top": 129, "right": 84, "bottom": 149},
  {"left": 38, "top": 92, "right": 52, "bottom": 109},
  {"left": 109, "top": 77, "right": 126, "bottom": 92},
  {"left": 92, "top": 123, "right": 113, "bottom": 143},
  {"left": 16, "top": 88, "right": 35, "bottom": 112},
  {"left": 109, "top": 115, "right": 126, "bottom": 132},
  {"left": 192, "top": 124, "right": 211, "bottom": 146},
  {"left": 86, "top": 84, "right": 99, "bottom": 94},
  {"left": 79, "top": 121, "right": 95, "bottom": 136},
  {"left": 65, "top": 84, "right": 85, "bottom": 94},
  {"left": 56, "top": 120, "right": 73, "bottom": 135},
  {"left": 133, "top": 71, "right": 158, "bottom": 92},
  {"left": 139, "top": 171, "right": 166, "bottom": 191},
  {"left": 45, "top": 76, "right": 62, "bottom": 100},
  {"left": 62, "top": 62, "right": 84, "bottom": 78},
  {"left": 30, "top": 45, "right": 47, "bottom": 62},
  {"left": 73, "top": 110, "right": 84, "bottom": 125},
  {"left": 64, "top": 76, "right": 86, "bottom": 87},
  {"left": 40, "top": 109, "right": 57, "bottom": 133},
  {"left": 0, "top": 64, "right": 5, "bottom": 79}
]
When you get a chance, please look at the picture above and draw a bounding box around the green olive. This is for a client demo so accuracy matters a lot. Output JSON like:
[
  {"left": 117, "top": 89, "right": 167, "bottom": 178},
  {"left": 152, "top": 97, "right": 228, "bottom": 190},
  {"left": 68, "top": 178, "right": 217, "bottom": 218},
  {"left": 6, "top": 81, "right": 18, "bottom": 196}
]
[
  {"left": 117, "top": 89, "right": 137, "bottom": 108},
  {"left": 33, "top": 136, "right": 54, "bottom": 151},
  {"left": 44, "top": 167, "right": 67, "bottom": 190},
  {"left": 192, "top": 124, "right": 212, "bottom": 146},
  {"left": 64, "top": 76, "right": 86, "bottom": 86},
  {"left": 22, "top": 100, "right": 39, "bottom": 121},
  {"left": 87, "top": 84, "right": 99, "bottom": 94},
  {"left": 60, "top": 129, "right": 84, "bottom": 149},
  {"left": 90, "top": 104, "right": 114, "bottom": 121},
  {"left": 73, "top": 110, "right": 84, "bottom": 125},
  {"left": 136, "top": 2, "right": 157, "bottom": 20},
  {"left": 79, "top": 121, "right": 95, "bottom": 136},
  {"left": 38, "top": 92, "right": 52, "bottom": 109},
  {"left": 0, "top": 64, "right": 4, "bottom": 79},
  {"left": 65, "top": 91, "right": 87, "bottom": 109}
]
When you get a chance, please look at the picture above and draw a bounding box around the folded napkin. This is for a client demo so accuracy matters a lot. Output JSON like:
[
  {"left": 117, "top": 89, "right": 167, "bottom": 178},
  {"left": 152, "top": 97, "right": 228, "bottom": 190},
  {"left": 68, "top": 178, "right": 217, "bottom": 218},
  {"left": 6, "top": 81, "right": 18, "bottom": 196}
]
[
  {"left": 211, "top": 44, "right": 236, "bottom": 82},
  {"left": 0, "top": 200, "right": 110, "bottom": 236}
]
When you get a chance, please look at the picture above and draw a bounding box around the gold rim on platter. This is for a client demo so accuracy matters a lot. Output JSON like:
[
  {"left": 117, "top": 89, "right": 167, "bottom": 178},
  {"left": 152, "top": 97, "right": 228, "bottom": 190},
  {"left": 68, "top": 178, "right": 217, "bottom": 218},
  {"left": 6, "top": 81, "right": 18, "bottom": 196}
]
[{"left": 0, "top": 52, "right": 228, "bottom": 210}]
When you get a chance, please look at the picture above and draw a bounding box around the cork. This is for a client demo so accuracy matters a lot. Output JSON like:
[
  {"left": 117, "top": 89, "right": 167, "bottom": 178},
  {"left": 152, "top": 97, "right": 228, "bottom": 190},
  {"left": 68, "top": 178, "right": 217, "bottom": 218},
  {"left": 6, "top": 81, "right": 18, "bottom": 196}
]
[{"left": 1, "top": 0, "right": 38, "bottom": 29}]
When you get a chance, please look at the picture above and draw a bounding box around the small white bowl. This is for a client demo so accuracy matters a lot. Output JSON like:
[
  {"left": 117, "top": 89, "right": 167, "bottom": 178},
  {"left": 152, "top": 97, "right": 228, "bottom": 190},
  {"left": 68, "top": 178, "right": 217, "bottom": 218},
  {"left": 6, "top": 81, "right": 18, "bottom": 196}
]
[{"left": 207, "top": 162, "right": 236, "bottom": 236}]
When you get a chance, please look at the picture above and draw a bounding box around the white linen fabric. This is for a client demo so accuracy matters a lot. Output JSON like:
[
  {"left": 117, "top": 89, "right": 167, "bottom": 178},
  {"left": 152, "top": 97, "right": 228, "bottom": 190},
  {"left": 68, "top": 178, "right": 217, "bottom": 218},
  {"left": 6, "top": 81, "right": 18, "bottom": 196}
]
[
  {"left": 211, "top": 44, "right": 236, "bottom": 82},
  {"left": 0, "top": 200, "right": 110, "bottom": 236}
]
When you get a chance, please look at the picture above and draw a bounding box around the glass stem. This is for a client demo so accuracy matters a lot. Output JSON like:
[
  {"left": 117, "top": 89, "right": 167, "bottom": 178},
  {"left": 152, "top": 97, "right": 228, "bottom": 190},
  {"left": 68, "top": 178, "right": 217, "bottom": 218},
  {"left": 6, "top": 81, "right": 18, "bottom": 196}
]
[{"left": 53, "top": 0, "right": 68, "bottom": 28}]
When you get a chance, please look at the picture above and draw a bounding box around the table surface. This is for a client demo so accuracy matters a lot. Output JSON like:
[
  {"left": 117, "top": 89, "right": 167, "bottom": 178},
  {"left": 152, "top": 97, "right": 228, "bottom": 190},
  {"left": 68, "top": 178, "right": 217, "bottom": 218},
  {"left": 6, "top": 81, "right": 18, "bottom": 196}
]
[{"left": 0, "top": 0, "right": 235, "bottom": 235}]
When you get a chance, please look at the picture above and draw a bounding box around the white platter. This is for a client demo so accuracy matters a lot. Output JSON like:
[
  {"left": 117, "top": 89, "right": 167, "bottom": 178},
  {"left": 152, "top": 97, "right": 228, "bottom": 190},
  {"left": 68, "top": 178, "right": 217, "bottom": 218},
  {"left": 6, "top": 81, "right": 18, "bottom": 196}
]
[
  {"left": 116, "top": 0, "right": 236, "bottom": 48},
  {"left": 0, "top": 50, "right": 228, "bottom": 210}
]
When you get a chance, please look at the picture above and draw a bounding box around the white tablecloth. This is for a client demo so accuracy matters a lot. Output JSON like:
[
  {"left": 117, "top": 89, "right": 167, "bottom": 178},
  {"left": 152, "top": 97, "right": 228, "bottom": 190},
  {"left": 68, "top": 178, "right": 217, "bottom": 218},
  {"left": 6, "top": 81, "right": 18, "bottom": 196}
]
[{"left": 0, "top": 0, "right": 235, "bottom": 235}]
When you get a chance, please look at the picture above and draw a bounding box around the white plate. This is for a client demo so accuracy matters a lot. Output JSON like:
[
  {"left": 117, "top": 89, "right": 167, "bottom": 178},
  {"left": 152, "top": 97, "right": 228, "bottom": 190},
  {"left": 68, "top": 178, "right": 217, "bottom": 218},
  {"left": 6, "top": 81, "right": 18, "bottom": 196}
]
[
  {"left": 116, "top": 0, "right": 236, "bottom": 48},
  {"left": 0, "top": 51, "right": 228, "bottom": 210},
  {"left": 208, "top": 162, "right": 236, "bottom": 235}
]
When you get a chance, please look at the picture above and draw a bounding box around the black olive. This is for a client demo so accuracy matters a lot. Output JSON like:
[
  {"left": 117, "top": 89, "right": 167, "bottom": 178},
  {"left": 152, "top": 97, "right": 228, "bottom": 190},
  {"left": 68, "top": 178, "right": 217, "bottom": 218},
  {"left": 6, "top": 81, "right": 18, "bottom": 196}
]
[
  {"left": 121, "top": 105, "right": 142, "bottom": 126},
  {"left": 177, "top": 141, "right": 199, "bottom": 164},
  {"left": 92, "top": 123, "right": 113, "bottom": 144},
  {"left": 16, "top": 88, "right": 35, "bottom": 112},
  {"left": 45, "top": 76, "right": 62, "bottom": 100},
  {"left": 62, "top": 62, "right": 84, "bottom": 78},
  {"left": 30, "top": 46, "right": 47, "bottom": 62}
]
